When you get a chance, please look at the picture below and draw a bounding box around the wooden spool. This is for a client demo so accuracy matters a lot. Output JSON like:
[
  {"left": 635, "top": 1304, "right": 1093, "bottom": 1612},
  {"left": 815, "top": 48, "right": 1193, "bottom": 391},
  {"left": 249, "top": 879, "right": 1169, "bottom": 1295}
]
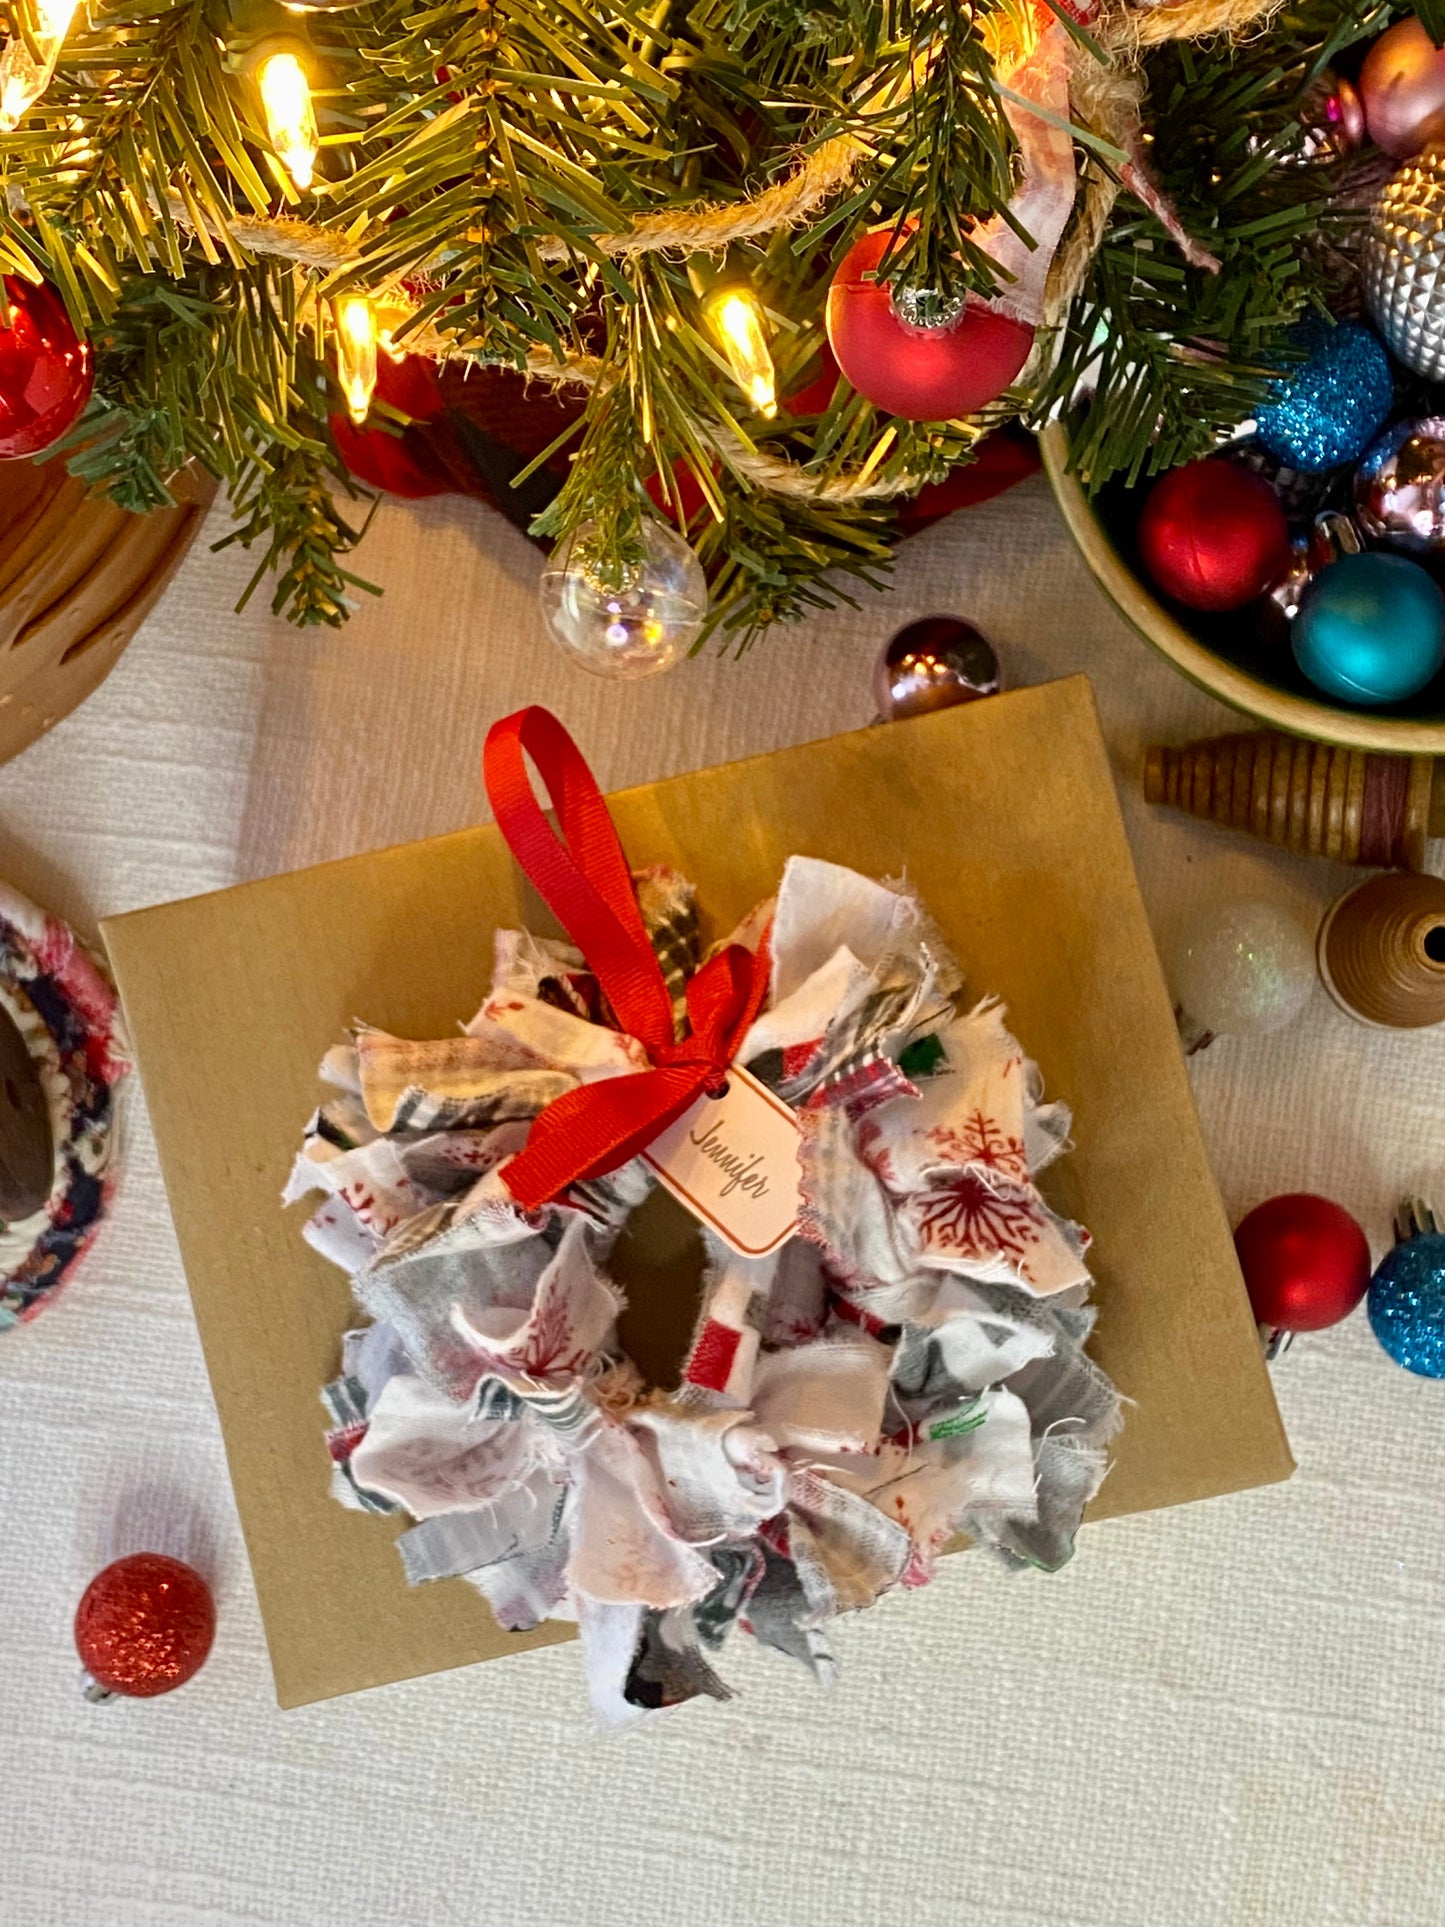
[
  {"left": 1318, "top": 873, "right": 1445, "bottom": 1029},
  {"left": 0, "top": 460, "right": 216, "bottom": 766},
  {"left": 1144, "top": 731, "right": 1445, "bottom": 872}
]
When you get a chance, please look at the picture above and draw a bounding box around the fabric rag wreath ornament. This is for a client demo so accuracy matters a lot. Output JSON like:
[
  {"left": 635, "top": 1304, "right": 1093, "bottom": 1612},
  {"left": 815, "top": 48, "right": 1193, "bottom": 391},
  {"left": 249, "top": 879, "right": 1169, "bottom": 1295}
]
[
  {"left": 0, "top": 881, "right": 127, "bottom": 1332},
  {"left": 288, "top": 711, "right": 1122, "bottom": 1722}
]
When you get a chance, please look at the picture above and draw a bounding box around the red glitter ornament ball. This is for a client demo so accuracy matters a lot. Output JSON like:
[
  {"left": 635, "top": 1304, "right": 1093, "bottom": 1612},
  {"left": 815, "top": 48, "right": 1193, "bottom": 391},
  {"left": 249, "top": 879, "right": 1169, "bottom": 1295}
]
[
  {"left": 74, "top": 1553, "right": 215, "bottom": 1700},
  {"left": 1137, "top": 459, "right": 1290, "bottom": 614},
  {"left": 1234, "top": 1193, "right": 1372, "bottom": 1335},
  {"left": 0, "top": 276, "right": 93, "bottom": 460},
  {"left": 825, "top": 229, "right": 1035, "bottom": 423}
]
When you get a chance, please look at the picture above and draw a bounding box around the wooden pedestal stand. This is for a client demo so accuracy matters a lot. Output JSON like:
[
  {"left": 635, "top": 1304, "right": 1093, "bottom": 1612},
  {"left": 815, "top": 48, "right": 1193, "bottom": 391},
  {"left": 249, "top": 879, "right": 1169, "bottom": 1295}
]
[{"left": 0, "top": 460, "right": 217, "bottom": 765}]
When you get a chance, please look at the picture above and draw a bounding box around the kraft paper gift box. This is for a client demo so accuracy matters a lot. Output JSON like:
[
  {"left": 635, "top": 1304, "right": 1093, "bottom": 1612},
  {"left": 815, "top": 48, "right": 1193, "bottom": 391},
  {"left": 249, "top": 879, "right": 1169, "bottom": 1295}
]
[{"left": 102, "top": 676, "right": 1293, "bottom": 1709}]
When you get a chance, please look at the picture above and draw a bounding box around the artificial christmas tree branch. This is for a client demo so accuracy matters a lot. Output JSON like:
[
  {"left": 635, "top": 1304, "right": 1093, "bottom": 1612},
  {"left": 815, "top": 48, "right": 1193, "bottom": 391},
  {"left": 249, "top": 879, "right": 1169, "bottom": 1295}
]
[
  {"left": 1035, "top": 0, "right": 1396, "bottom": 490},
  {"left": 0, "top": 0, "right": 1426, "bottom": 640}
]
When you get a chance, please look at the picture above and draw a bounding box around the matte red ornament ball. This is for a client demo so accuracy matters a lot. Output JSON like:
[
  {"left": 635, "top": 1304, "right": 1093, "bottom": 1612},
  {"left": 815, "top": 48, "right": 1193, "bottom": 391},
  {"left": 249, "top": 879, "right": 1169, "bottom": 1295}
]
[
  {"left": 0, "top": 276, "right": 93, "bottom": 460},
  {"left": 1137, "top": 459, "right": 1290, "bottom": 614},
  {"left": 1233, "top": 1193, "right": 1372, "bottom": 1334},
  {"left": 825, "top": 229, "right": 1035, "bottom": 423},
  {"left": 74, "top": 1553, "right": 216, "bottom": 1699}
]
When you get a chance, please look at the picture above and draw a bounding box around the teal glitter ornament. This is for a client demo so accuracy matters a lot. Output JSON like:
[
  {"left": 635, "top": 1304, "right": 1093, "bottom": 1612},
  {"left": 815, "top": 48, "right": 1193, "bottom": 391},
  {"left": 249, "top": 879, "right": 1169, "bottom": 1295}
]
[
  {"left": 1256, "top": 320, "right": 1394, "bottom": 474},
  {"left": 1294, "top": 552, "right": 1445, "bottom": 705},
  {"left": 1368, "top": 1199, "right": 1445, "bottom": 1376}
]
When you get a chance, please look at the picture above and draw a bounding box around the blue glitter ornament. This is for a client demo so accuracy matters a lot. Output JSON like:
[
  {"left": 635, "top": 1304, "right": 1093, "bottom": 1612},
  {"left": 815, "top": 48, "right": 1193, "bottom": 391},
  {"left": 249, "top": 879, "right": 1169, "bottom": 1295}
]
[
  {"left": 1256, "top": 319, "right": 1394, "bottom": 473},
  {"left": 1294, "top": 551, "right": 1445, "bottom": 705},
  {"left": 1368, "top": 1199, "right": 1445, "bottom": 1376}
]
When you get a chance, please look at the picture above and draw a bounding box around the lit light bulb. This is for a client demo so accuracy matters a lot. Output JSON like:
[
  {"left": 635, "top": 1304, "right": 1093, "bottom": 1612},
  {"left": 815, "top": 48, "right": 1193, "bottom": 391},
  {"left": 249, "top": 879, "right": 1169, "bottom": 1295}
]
[
  {"left": 54, "top": 111, "right": 94, "bottom": 183},
  {"left": 374, "top": 295, "right": 414, "bottom": 360},
  {"left": 332, "top": 293, "right": 378, "bottom": 423},
  {"left": 257, "top": 47, "right": 318, "bottom": 192},
  {"left": 703, "top": 287, "right": 777, "bottom": 419},
  {"left": 0, "top": 0, "right": 81, "bottom": 132}
]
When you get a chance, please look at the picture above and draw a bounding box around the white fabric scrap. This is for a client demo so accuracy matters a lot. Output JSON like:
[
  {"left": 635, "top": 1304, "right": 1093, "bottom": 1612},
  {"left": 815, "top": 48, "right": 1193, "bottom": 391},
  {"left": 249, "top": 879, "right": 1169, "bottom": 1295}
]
[
  {"left": 567, "top": 1422, "right": 718, "bottom": 1609},
  {"left": 768, "top": 858, "right": 927, "bottom": 1004},
  {"left": 750, "top": 1336, "right": 894, "bottom": 1455},
  {"left": 348, "top": 1372, "right": 556, "bottom": 1519},
  {"left": 627, "top": 1405, "right": 786, "bottom": 1542},
  {"left": 863, "top": 1387, "right": 1039, "bottom": 1563}
]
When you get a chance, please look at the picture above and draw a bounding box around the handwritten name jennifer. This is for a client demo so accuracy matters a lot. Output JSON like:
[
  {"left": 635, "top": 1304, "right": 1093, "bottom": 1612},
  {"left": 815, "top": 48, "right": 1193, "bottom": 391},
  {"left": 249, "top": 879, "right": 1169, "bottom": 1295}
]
[{"left": 687, "top": 1116, "right": 771, "bottom": 1200}]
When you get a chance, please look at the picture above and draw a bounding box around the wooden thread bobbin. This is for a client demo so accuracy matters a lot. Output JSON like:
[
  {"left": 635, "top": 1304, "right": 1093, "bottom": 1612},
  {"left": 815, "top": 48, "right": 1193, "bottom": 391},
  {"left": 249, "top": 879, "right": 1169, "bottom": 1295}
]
[
  {"left": 1317, "top": 873, "right": 1445, "bottom": 1029},
  {"left": 1143, "top": 731, "right": 1443, "bottom": 871}
]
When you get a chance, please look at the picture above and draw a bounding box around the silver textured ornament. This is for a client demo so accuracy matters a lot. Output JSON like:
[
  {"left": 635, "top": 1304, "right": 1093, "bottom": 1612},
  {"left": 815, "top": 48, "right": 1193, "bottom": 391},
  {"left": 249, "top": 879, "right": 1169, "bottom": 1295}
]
[
  {"left": 1356, "top": 416, "right": 1445, "bottom": 550},
  {"left": 1364, "top": 149, "right": 1445, "bottom": 380}
]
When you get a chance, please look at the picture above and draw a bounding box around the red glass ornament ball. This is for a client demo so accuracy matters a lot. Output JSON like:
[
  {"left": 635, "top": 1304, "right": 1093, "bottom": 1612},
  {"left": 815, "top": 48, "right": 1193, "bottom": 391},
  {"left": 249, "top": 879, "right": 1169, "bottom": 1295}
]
[
  {"left": 825, "top": 229, "right": 1035, "bottom": 423},
  {"left": 74, "top": 1552, "right": 216, "bottom": 1698},
  {"left": 1137, "top": 459, "right": 1291, "bottom": 613},
  {"left": 0, "top": 277, "right": 93, "bottom": 460},
  {"left": 1234, "top": 1193, "right": 1372, "bottom": 1334}
]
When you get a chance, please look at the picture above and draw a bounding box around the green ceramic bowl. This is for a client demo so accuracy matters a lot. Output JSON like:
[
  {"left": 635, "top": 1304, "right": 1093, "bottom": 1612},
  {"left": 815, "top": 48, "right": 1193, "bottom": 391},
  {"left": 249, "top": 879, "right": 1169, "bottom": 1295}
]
[{"left": 1041, "top": 421, "right": 1445, "bottom": 754}]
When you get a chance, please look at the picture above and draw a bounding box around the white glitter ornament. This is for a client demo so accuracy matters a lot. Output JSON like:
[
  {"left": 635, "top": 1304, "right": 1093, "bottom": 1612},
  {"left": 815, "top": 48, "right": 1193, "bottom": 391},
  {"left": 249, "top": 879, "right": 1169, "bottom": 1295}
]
[
  {"left": 1364, "top": 147, "right": 1445, "bottom": 382},
  {"left": 1165, "top": 898, "right": 1316, "bottom": 1051},
  {"left": 540, "top": 518, "right": 707, "bottom": 679}
]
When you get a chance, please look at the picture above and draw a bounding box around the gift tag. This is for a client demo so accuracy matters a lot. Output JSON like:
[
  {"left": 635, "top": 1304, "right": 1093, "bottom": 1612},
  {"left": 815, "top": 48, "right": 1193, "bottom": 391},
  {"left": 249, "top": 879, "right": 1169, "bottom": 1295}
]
[{"left": 641, "top": 1064, "right": 800, "bottom": 1257}]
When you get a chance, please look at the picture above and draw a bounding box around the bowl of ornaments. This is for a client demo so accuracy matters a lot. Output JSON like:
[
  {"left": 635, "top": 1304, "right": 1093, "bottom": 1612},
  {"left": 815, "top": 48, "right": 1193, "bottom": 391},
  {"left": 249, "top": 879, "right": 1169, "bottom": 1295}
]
[{"left": 1044, "top": 14, "right": 1445, "bottom": 756}]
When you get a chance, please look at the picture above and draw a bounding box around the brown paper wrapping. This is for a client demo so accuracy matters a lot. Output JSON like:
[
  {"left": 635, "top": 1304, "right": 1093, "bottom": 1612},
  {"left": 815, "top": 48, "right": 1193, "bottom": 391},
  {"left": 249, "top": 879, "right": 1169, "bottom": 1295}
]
[{"left": 102, "top": 677, "right": 1292, "bottom": 1709}]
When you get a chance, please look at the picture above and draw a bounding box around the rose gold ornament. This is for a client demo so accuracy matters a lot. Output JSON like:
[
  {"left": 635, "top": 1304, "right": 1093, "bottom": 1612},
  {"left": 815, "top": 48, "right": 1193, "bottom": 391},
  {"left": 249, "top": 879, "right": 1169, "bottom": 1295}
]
[
  {"left": 1280, "top": 72, "right": 1367, "bottom": 163},
  {"left": 873, "top": 617, "right": 1001, "bottom": 721},
  {"left": 1332, "top": 75, "right": 1367, "bottom": 152},
  {"left": 1355, "top": 417, "right": 1445, "bottom": 549},
  {"left": 1360, "top": 18, "right": 1445, "bottom": 160},
  {"left": 1259, "top": 511, "right": 1363, "bottom": 649}
]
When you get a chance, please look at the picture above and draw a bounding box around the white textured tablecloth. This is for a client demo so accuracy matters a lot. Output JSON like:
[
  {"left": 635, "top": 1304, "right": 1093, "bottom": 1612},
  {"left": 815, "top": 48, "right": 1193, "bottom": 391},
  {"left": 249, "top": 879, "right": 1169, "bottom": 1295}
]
[{"left": 2, "top": 475, "right": 1442, "bottom": 1927}]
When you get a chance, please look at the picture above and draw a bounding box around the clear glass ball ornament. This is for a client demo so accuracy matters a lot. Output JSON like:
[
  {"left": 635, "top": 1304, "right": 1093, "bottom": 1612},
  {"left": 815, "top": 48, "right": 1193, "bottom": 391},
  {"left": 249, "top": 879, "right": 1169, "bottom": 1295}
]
[
  {"left": 1166, "top": 898, "right": 1316, "bottom": 1050},
  {"left": 540, "top": 518, "right": 707, "bottom": 679}
]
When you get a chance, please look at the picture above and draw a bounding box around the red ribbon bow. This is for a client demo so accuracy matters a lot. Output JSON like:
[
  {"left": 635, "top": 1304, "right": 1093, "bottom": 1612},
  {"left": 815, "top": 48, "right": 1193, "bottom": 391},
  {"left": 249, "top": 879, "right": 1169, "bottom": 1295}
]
[{"left": 483, "top": 707, "right": 771, "bottom": 1211}]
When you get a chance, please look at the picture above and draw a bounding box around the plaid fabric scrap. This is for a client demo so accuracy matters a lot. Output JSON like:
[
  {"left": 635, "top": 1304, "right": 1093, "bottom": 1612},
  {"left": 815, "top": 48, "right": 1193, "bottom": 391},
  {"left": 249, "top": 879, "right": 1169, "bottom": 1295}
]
[
  {"left": 807, "top": 1046, "right": 920, "bottom": 1118},
  {"left": 633, "top": 865, "right": 702, "bottom": 1033},
  {"left": 776, "top": 981, "right": 941, "bottom": 1109}
]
